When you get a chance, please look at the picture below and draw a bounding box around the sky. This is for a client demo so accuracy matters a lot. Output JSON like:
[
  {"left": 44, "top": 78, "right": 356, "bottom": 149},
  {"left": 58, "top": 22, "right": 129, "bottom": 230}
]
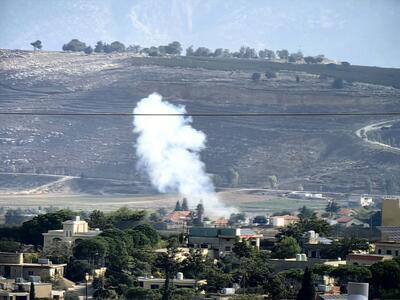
[{"left": 0, "top": 0, "right": 399, "bottom": 68}]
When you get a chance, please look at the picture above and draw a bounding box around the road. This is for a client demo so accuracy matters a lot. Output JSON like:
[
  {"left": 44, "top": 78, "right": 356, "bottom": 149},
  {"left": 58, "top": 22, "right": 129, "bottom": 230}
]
[{"left": 355, "top": 119, "right": 400, "bottom": 153}]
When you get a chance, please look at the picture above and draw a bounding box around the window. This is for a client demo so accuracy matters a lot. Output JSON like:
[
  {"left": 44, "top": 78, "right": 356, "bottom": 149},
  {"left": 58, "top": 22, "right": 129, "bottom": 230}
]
[
  {"left": 386, "top": 250, "right": 392, "bottom": 255},
  {"left": 225, "top": 246, "right": 231, "bottom": 251},
  {"left": 139, "top": 282, "right": 143, "bottom": 287},
  {"left": 28, "top": 271, "right": 34, "bottom": 276},
  {"left": 378, "top": 249, "right": 382, "bottom": 254},
  {"left": 396, "top": 250, "right": 399, "bottom": 256},
  {"left": 150, "top": 284, "right": 159, "bottom": 289}
]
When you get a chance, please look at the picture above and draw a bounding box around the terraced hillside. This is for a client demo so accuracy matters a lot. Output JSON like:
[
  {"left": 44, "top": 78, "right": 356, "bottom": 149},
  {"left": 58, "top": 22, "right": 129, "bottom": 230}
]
[{"left": 0, "top": 50, "right": 400, "bottom": 195}]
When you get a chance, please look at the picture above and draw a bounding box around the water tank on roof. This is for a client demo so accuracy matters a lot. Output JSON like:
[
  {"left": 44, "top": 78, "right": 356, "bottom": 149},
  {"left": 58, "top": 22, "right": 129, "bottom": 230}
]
[
  {"left": 222, "top": 288, "right": 235, "bottom": 295},
  {"left": 301, "top": 253, "right": 307, "bottom": 261},
  {"left": 296, "top": 254, "right": 302, "bottom": 261},
  {"left": 176, "top": 272, "right": 183, "bottom": 280},
  {"left": 29, "top": 276, "right": 41, "bottom": 283},
  {"left": 38, "top": 258, "right": 50, "bottom": 265}
]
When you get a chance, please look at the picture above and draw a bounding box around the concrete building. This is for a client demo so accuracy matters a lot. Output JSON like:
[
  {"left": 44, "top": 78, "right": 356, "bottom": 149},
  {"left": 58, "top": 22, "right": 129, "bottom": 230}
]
[
  {"left": 0, "top": 279, "right": 64, "bottom": 300},
  {"left": 375, "top": 241, "right": 400, "bottom": 256},
  {"left": 302, "top": 231, "right": 333, "bottom": 259},
  {"left": 346, "top": 253, "right": 392, "bottom": 266},
  {"left": 0, "top": 253, "right": 65, "bottom": 281},
  {"left": 270, "top": 215, "right": 299, "bottom": 227},
  {"left": 42, "top": 216, "right": 101, "bottom": 253},
  {"left": 381, "top": 198, "right": 400, "bottom": 227},
  {"left": 188, "top": 227, "right": 261, "bottom": 258},
  {"left": 348, "top": 195, "right": 374, "bottom": 207},
  {"left": 138, "top": 273, "right": 205, "bottom": 290}
]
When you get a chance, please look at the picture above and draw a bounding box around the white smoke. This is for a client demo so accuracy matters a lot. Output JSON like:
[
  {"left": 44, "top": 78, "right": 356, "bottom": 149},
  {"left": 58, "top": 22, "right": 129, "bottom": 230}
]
[{"left": 133, "top": 93, "right": 230, "bottom": 216}]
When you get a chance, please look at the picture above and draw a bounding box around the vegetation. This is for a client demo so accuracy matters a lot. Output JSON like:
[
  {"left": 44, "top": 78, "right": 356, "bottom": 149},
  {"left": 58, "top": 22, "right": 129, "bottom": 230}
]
[
  {"left": 30, "top": 40, "right": 42, "bottom": 51},
  {"left": 62, "top": 39, "right": 86, "bottom": 52}
]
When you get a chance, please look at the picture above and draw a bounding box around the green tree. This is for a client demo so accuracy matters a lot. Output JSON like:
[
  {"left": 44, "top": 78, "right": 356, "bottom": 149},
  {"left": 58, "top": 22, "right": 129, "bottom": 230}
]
[
  {"left": 20, "top": 210, "right": 76, "bottom": 245},
  {"left": 296, "top": 267, "right": 315, "bottom": 300},
  {"left": 133, "top": 223, "right": 160, "bottom": 246},
  {"left": 185, "top": 46, "right": 194, "bottom": 56},
  {"left": 251, "top": 72, "right": 261, "bottom": 81},
  {"left": 84, "top": 46, "right": 93, "bottom": 55},
  {"left": 276, "top": 49, "right": 289, "bottom": 60},
  {"left": 110, "top": 41, "right": 126, "bottom": 52},
  {"left": 272, "top": 236, "right": 301, "bottom": 259},
  {"left": 325, "top": 200, "right": 340, "bottom": 217},
  {"left": 268, "top": 175, "right": 278, "bottom": 189},
  {"left": 29, "top": 282, "right": 35, "bottom": 300},
  {"left": 62, "top": 39, "right": 86, "bottom": 52},
  {"left": 298, "top": 206, "right": 314, "bottom": 220},
  {"left": 64, "top": 291, "right": 80, "bottom": 300},
  {"left": 289, "top": 51, "right": 303, "bottom": 63},
  {"left": 155, "top": 246, "right": 180, "bottom": 300},
  {"left": 89, "top": 210, "right": 110, "bottom": 230},
  {"left": 332, "top": 78, "right": 344, "bottom": 89},
  {"left": 73, "top": 238, "right": 108, "bottom": 265},
  {"left": 0, "top": 240, "right": 21, "bottom": 252},
  {"left": 174, "top": 200, "right": 182, "bottom": 211},
  {"left": 370, "top": 259, "right": 400, "bottom": 298},
  {"left": 330, "top": 265, "right": 371, "bottom": 292},
  {"left": 30, "top": 40, "right": 42, "bottom": 51},
  {"left": 181, "top": 249, "right": 209, "bottom": 279},
  {"left": 181, "top": 198, "right": 189, "bottom": 211},
  {"left": 232, "top": 241, "right": 253, "bottom": 258},
  {"left": 204, "top": 269, "right": 233, "bottom": 293},
  {"left": 165, "top": 41, "right": 182, "bottom": 55},
  {"left": 66, "top": 260, "right": 91, "bottom": 282},
  {"left": 267, "top": 274, "right": 286, "bottom": 300},
  {"left": 94, "top": 41, "right": 104, "bottom": 53}
]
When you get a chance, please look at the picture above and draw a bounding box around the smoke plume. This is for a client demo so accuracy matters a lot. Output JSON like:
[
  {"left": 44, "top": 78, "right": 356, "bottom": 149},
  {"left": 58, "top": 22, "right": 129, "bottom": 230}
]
[{"left": 133, "top": 93, "right": 229, "bottom": 215}]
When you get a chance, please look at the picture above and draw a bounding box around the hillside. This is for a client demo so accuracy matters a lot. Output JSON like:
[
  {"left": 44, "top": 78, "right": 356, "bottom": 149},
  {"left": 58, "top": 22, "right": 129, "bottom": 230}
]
[{"left": 1, "top": 50, "right": 400, "bottom": 195}]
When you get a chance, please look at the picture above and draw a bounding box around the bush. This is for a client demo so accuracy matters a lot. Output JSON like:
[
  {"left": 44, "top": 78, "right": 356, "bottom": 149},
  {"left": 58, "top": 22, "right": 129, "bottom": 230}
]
[
  {"left": 64, "top": 291, "right": 79, "bottom": 300},
  {"left": 251, "top": 72, "right": 261, "bottom": 81},
  {"left": 341, "top": 61, "right": 351, "bottom": 67},
  {"left": 84, "top": 46, "right": 93, "bottom": 55},
  {"left": 62, "top": 39, "right": 86, "bottom": 52},
  {"left": 332, "top": 78, "right": 344, "bottom": 89},
  {"left": 265, "top": 71, "right": 277, "bottom": 79}
]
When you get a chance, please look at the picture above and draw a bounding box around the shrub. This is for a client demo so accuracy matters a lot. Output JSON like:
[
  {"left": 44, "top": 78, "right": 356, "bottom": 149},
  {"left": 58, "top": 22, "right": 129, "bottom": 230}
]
[
  {"left": 84, "top": 46, "right": 93, "bottom": 55},
  {"left": 332, "top": 78, "right": 344, "bottom": 89},
  {"left": 341, "top": 61, "right": 351, "bottom": 67},
  {"left": 251, "top": 72, "right": 261, "bottom": 81},
  {"left": 265, "top": 71, "right": 277, "bottom": 79}
]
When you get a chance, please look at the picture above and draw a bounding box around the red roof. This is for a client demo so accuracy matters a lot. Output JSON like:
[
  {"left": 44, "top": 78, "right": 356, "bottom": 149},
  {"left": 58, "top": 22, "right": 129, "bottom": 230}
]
[
  {"left": 165, "top": 211, "right": 191, "bottom": 223},
  {"left": 346, "top": 254, "right": 386, "bottom": 261},
  {"left": 338, "top": 208, "right": 353, "bottom": 216},
  {"left": 336, "top": 216, "right": 353, "bottom": 223},
  {"left": 212, "top": 217, "right": 229, "bottom": 226}
]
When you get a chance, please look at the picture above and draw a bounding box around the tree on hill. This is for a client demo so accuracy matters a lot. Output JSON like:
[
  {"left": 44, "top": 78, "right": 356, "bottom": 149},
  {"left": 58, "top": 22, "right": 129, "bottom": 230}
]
[
  {"left": 110, "top": 41, "right": 126, "bottom": 52},
  {"left": 94, "top": 41, "right": 104, "bottom": 53},
  {"left": 194, "top": 47, "right": 211, "bottom": 57},
  {"left": 186, "top": 46, "right": 194, "bottom": 56},
  {"left": 325, "top": 200, "right": 340, "bottom": 217},
  {"left": 62, "top": 39, "right": 86, "bottom": 52},
  {"left": 289, "top": 51, "right": 304, "bottom": 63},
  {"left": 30, "top": 40, "right": 42, "bottom": 51},
  {"left": 268, "top": 175, "right": 278, "bottom": 189},
  {"left": 296, "top": 267, "right": 315, "bottom": 300},
  {"left": 174, "top": 200, "right": 182, "bottom": 211},
  {"left": 165, "top": 41, "right": 182, "bottom": 55},
  {"left": 251, "top": 72, "right": 261, "bottom": 81},
  {"left": 181, "top": 198, "right": 189, "bottom": 211},
  {"left": 332, "top": 78, "right": 344, "bottom": 89},
  {"left": 84, "top": 46, "right": 93, "bottom": 55},
  {"left": 276, "top": 49, "right": 289, "bottom": 60}
]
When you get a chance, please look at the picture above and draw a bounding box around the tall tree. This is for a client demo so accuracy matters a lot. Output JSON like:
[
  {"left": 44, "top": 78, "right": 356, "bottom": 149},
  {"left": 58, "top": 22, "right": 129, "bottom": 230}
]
[
  {"left": 296, "top": 267, "right": 316, "bottom": 300},
  {"left": 29, "top": 282, "right": 35, "bottom": 300},
  {"left": 181, "top": 198, "right": 189, "bottom": 211},
  {"left": 325, "top": 200, "right": 340, "bottom": 218},
  {"left": 174, "top": 201, "right": 181, "bottom": 211}
]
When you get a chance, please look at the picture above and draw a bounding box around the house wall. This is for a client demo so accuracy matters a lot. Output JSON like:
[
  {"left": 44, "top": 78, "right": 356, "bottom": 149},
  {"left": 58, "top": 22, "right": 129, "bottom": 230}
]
[
  {"left": 375, "top": 242, "right": 400, "bottom": 256},
  {"left": 382, "top": 198, "right": 400, "bottom": 227}
]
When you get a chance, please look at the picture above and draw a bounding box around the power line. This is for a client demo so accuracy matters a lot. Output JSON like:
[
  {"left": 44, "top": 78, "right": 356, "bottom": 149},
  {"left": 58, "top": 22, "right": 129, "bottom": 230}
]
[{"left": 1, "top": 112, "right": 400, "bottom": 117}]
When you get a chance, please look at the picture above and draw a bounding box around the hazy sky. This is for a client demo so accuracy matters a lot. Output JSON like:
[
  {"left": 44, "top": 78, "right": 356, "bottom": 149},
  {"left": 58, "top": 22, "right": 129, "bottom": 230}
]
[{"left": 1, "top": 0, "right": 399, "bottom": 68}]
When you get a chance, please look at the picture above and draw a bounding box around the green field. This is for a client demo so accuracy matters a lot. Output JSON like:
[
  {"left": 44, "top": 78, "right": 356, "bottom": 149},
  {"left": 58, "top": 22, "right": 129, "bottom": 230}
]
[{"left": 238, "top": 197, "right": 328, "bottom": 213}]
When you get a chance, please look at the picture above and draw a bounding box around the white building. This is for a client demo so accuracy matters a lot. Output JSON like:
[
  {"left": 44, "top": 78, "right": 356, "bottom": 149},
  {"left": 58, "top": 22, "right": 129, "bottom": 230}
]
[
  {"left": 348, "top": 195, "right": 374, "bottom": 207},
  {"left": 42, "top": 216, "right": 101, "bottom": 253}
]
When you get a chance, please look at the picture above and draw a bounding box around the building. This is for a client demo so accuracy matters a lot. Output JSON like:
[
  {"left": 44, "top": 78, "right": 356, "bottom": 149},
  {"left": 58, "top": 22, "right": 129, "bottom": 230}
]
[
  {"left": 381, "top": 198, "right": 400, "bottom": 227},
  {"left": 302, "top": 231, "right": 332, "bottom": 259},
  {"left": 188, "top": 227, "right": 261, "bottom": 258},
  {"left": 270, "top": 215, "right": 299, "bottom": 227},
  {"left": 42, "top": 216, "right": 101, "bottom": 253},
  {"left": 138, "top": 273, "right": 205, "bottom": 290},
  {"left": 0, "top": 253, "right": 66, "bottom": 280},
  {"left": 348, "top": 195, "right": 374, "bottom": 207},
  {"left": 375, "top": 241, "right": 400, "bottom": 256},
  {"left": 0, "top": 279, "right": 64, "bottom": 300},
  {"left": 334, "top": 217, "right": 368, "bottom": 228},
  {"left": 346, "top": 253, "right": 392, "bottom": 266}
]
